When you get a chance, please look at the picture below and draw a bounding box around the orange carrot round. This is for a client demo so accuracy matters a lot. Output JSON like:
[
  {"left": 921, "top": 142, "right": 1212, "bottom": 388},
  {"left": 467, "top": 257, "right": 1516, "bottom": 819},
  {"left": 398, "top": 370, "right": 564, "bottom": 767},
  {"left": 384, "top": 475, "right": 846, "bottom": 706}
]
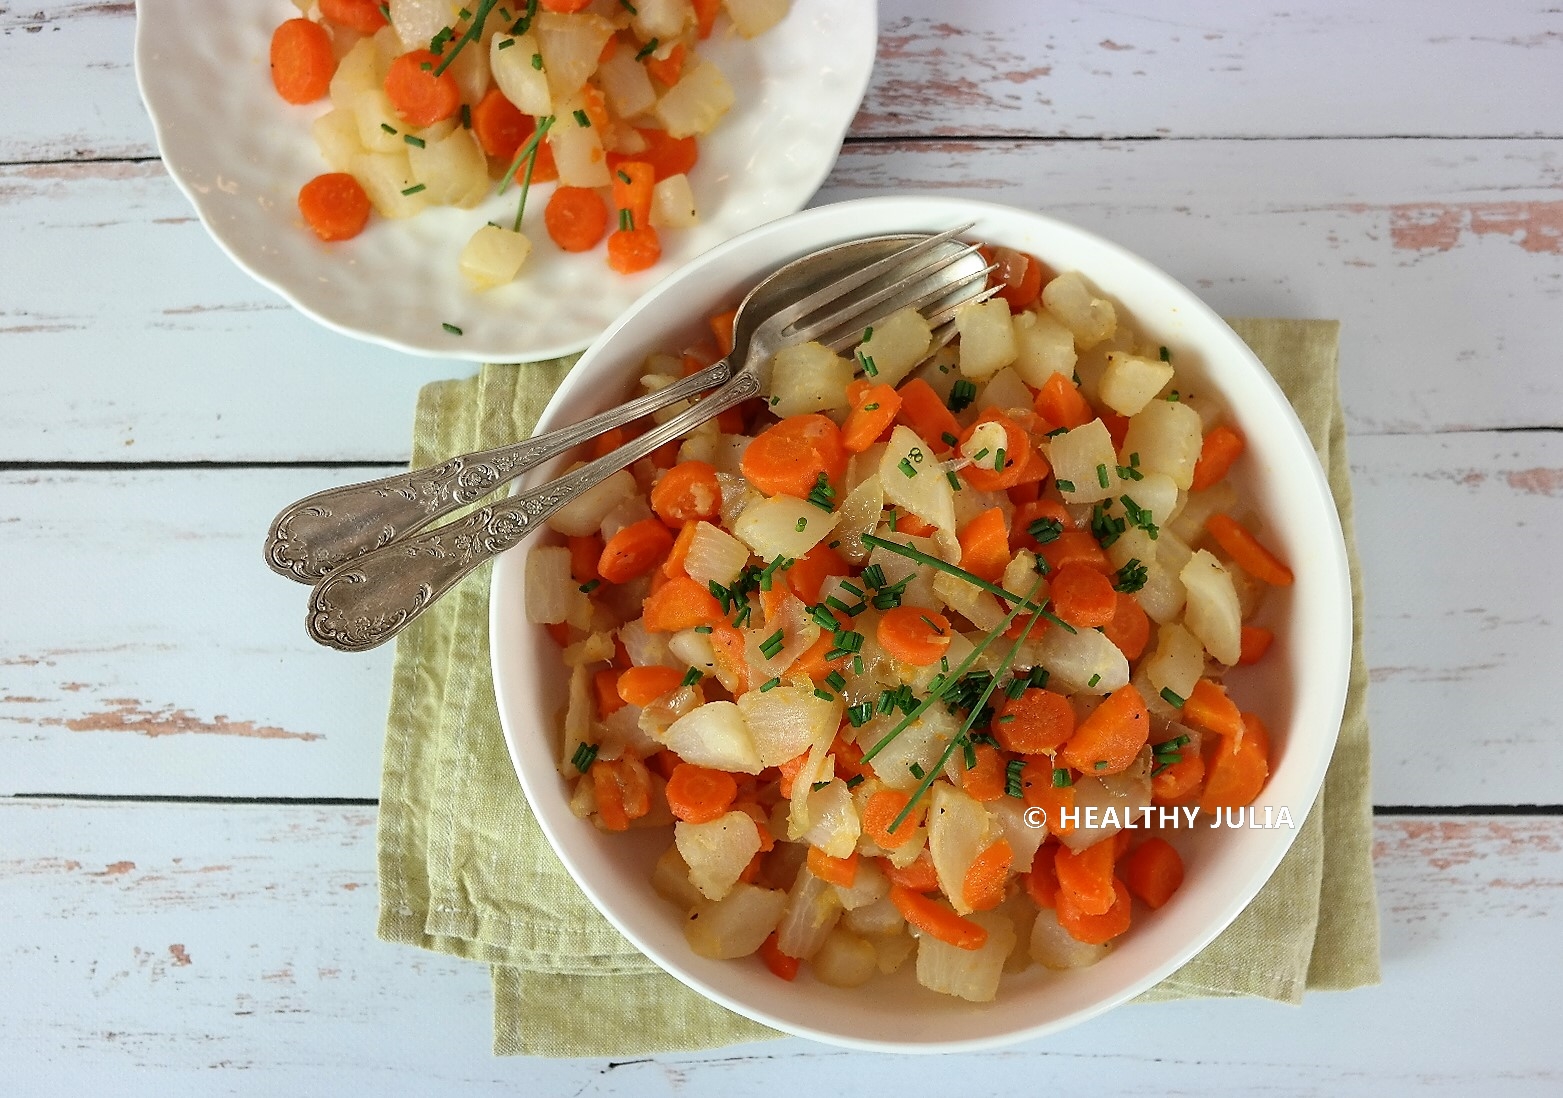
[
  {"left": 1183, "top": 678, "right": 1244, "bottom": 741},
  {"left": 1023, "top": 839, "right": 1060, "bottom": 909},
  {"left": 783, "top": 543, "right": 846, "bottom": 605},
  {"left": 650, "top": 460, "right": 722, "bottom": 525},
  {"left": 759, "top": 931, "right": 799, "bottom": 980},
  {"left": 297, "top": 172, "right": 372, "bottom": 242},
  {"left": 630, "top": 127, "right": 698, "bottom": 181},
  {"left": 956, "top": 410, "right": 1032, "bottom": 491},
  {"left": 664, "top": 764, "right": 738, "bottom": 824},
  {"left": 1191, "top": 425, "right": 1246, "bottom": 491},
  {"left": 961, "top": 838, "right": 1014, "bottom": 912},
  {"left": 1038, "top": 530, "right": 1111, "bottom": 575},
  {"left": 471, "top": 87, "right": 529, "bottom": 160},
  {"left": 270, "top": 19, "right": 335, "bottom": 105},
  {"left": 956, "top": 507, "right": 1011, "bottom": 583},
  {"left": 611, "top": 160, "right": 656, "bottom": 230},
  {"left": 607, "top": 226, "right": 662, "bottom": 273},
  {"left": 994, "top": 687, "right": 1075, "bottom": 754},
  {"left": 641, "top": 574, "right": 723, "bottom": 633},
  {"left": 1121, "top": 837, "right": 1184, "bottom": 909},
  {"left": 540, "top": 0, "right": 594, "bottom": 10},
  {"left": 319, "top": 0, "right": 388, "bottom": 34},
  {"left": 591, "top": 756, "right": 651, "bottom": 831},
  {"left": 1034, "top": 372, "right": 1095, "bottom": 430},
  {"left": 567, "top": 533, "right": 603, "bottom": 584},
  {"left": 1057, "top": 683, "right": 1150, "bottom": 775},
  {"left": 1055, "top": 877, "right": 1132, "bottom": 945},
  {"left": 1054, "top": 836, "right": 1118, "bottom": 916},
  {"left": 644, "top": 41, "right": 687, "bottom": 86},
  {"left": 1238, "top": 624, "right": 1275, "bottom": 665},
  {"left": 741, "top": 414, "right": 848, "bottom": 499},
  {"left": 863, "top": 790, "right": 921, "bottom": 850},
  {"left": 842, "top": 382, "right": 902, "bottom": 452},
  {"left": 1151, "top": 752, "right": 1205, "bottom": 804},
  {"left": 889, "top": 884, "right": 989, "bottom": 950},
  {"left": 876, "top": 607, "right": 954, "bottom": 667},
  {"left": 383, "top": 49, "right": 461, "bottom": 127},
  {"left": 1206, "top": 513, "right": 1294, "bottom": 586},
  {"left": 662, "top": 519, "right": 699, "bottom": 578},
  {"left": 1198, "top": 713, "right": 1270, "bottom": 812},
  {"left": 881, "top": 849, "right": 940, "bottom": 893},
  {"left": 895, "top": 377, "right": 962, "bottom": 454},
  {"left": 1011, "top": 498, "right": 1073, "bottom": 552},
  {"left": 1102, "top": 589, "right": 1151, "bottom": 661},
  {"left": 959, "top": 743, "right": 1010, "bottom": 802},
  {"left": 598, "top": 518, "right": 674, "bottom": 583},
  {"left": 545, "top": 186, "right": 609, "bottom": 253},
  {"left": 806, "top": 847, "right": 860, "bottom": 888},
  {"left": 1049, "top": 562, "right": 1117, "bottom": 629},
  {"left": 1021, "top": 761, "right": 1077, "bottom": 837},
  {"left": 615, "top": 665, "right": 685, "bottom": 708}
]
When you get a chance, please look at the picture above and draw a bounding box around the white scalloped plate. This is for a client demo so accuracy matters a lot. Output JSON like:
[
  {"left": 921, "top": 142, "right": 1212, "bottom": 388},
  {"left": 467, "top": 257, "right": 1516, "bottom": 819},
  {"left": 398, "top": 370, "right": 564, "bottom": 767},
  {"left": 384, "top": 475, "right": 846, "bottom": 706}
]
[{"left": 135, "top": 1, "right": 877, "bottom": 361}]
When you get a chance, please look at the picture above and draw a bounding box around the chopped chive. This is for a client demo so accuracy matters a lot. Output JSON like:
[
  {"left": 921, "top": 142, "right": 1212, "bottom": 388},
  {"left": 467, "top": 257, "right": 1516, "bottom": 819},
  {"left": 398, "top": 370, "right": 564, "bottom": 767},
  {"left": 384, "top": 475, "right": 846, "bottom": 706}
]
[
  {"left": 760, "top": 677, "right": 781, "bottom": 692},
  {"left": 1027, "top": 666, "right": 1049, "bottom": 689},
  {"left": 941, "top": 431, "right": 959, "bottom": 447},
  {"left": 1113, "top": 558, "right": 1148, "bottom": 593},
  {"left": 573, "top": 108, "right": 591, "bottom": 127},
  {"left": 973, "top": 447, "right": 989, "bottom": 462},
  {"left": 570, "top": 742, "right": 598, "bottom": 774},
  {"left": 759, "top": 629, "right": 785, "bottom": 659},
  {"left": 1052, "top": 767, "right": 1072, "bottom": 787},
  {"left": 1028, "top": 517, "right": 1063, "bottom": 544},
  {"left": 442, "top": 322, "right": 463, "bottom": 335},
  {"left": 619, "top": 209, "right": 634, "bottom": 231},
  {"left": 404, "top": 134, "right": 427, "bottom": 148},
  {"left": 1097, "top": 463, "right": 1110, "bottom": 488},
  {"left": 845, "top": 775, "right": 865, "bottom": 790},
  {"left": 1095, "top": 760, "right": 1109, "bottom": 770},
  {"left": 847, "top": 702, "right": 875, "bottom": 728},
  {"left": 858, "top": 352, "right": 878, "bottom": 377},
  {"left": 996, "top": 713, "right": 1015, "bottom": 724},
  {"left": 531, "top": 52, "right": 544, "bottom": 69},
  {"left": 948, "top": 379, "right": 976, "bottom": 413},
  {"left": 811, "top": 780, "right": 831, "bottom": 792},
  {"left": 863, "top": 402, "right": 880, "bottom": 412},
  {"left": 854, "top": 655, "right": 864, "bottom": 675},
  {"left": 859, "top": 534, "right": 1077, "bottom": 634},
  {"left": 908, "top": 762, "right": 925, "bottom": 780},
  {"left": 694, "top": 624, "right": 712, "bottom": 634},
  {"left": 420, "top": 61, "right": 432, "bottom": 70},
  {"left": 1005, "top": 759, "right": 1026, "bottom": 798},
  {"left": 1155, "top": 752, "right": 1183, "bottom": 766},
  {"left": 636, "top": 37, "right": 659, "bottom": 60},
  {"left": 380, "top": 122, "right": 398, "bottom": 135},
  {"left": 1160, "top": 687, "right": 1186, "bottom": 708},
  {"left": 577, "top": 579, "right": 600, "bottom": 593},
  {"left": 1055, "top": 479, "right": 1075, "bottom": 492},
  {"left": 795, "top": 517, "right": 807, "bottom": 532},
  {"left": 497, "top": 36, "right": 514, "bottom": 48},
  {"left": 994, "top": 447, "right": 1006, "bottom": 471},
  {"left": 861, "top": 564, "right": 886, "bottom": 589},
  {"left": 681, "top": 667, "right": 703, "bottom": 687},
  {"left": 459, "top": 104, "right": 471, "bottom": 128},
  {"left": 814, "top": 687, "right": 834, "bottom": 702},
  {"left": 861, "top": 325, "right": 873, "bottom": 342},
  {"left": 898, "top": 458, "right": 917, "bottom": 478},
  {"left": 620, "top": 0, "right": 637, "bottom": 11},
  {"left": 1167, "top": 390, "right": 1181, "bottom": 402},
  {"left": 1159, "top": 345, "right": 1171, "bottom": 362},
  {"left": 400, "top": 183, "right": 427, "bottom": 196},
  {"left": 825, "top": 671, "right": 847, "bottom": 692},
  {"left": 617, "top": 169, "right": 632, "bottom": 183},
  {"left": 1005, "top": 676, "right": 1028, "bottom": 700},
  {"left": 947, "top": 471, "right": 961, "bottom": 490},
  {"left": 1088, "top": 673, "right": 1101, "bottom": 688},
  {"left": 962, "top": 735, "right": 977, "bottom": 770}
]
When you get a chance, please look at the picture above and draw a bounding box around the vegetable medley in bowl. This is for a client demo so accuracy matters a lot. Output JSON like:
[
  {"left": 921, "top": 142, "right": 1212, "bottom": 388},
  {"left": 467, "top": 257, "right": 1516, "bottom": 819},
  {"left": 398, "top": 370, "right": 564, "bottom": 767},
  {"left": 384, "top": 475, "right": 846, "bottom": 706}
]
[{"left": 521, "top": 238, "right": 1297, "bottom": 1002}]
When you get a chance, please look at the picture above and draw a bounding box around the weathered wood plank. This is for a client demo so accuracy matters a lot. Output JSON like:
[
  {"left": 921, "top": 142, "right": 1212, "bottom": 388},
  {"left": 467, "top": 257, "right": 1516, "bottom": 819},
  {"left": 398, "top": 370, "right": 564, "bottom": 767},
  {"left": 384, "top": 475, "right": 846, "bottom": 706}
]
[
  {"left": 0, "top": 139, "right": 1560, "bottom": 460},
  {"left": 5, "top": 1, "right": 1562, "bottom": 163},
  {"left": 2, "top": 801, "right": 1557, "bottom": 1092},
  {"left": 2, "top": 430, "right": 1557, "bottom": 803}
]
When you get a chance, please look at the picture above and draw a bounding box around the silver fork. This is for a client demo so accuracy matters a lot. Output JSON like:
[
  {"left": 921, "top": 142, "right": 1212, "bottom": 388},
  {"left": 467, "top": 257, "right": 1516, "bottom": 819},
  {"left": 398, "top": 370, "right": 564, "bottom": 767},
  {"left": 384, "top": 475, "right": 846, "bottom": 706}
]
[
  {"left": 303, "top": 230, "right": 994, "bottom": 652},
  {"left": 265, "top": 225, "right": 981, "bottom": 584}
]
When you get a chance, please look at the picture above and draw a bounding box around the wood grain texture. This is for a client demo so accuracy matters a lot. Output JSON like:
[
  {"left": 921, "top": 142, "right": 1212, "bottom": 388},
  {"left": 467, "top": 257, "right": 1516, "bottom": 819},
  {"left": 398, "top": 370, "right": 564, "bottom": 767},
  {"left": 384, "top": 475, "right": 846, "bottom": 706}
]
[
  {"left": 2, "top": 800, "right": 1558, "bottom": 1093},
  {"left": 0, "top": 140, "right": 1560, "bottom": 462},
  {"left": 5, "top": 1, "right": 1562, "bottom": 164},
  {"left": 2, "top": 433, "right": 1555, "bottom": 803}
]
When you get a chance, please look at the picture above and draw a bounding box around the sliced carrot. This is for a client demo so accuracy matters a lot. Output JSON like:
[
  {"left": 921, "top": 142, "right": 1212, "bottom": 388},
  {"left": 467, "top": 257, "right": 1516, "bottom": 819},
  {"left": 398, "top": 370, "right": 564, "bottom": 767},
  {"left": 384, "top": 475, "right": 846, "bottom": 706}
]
[
  {"left": 709, "top": 307, "right": 738, "bottom": 356},
  {"left": 758, "top": 932, "right": 799, "bottom": 981},
  {"left": 270, "top": 19, "right": 335, "bottom": 105},
  {"left": 1049, "top": 562, "right": 1117, "bottom": 629},
  {"left": 1039, "top": 529, "right": 1111, "bottom": 575},
  {"left": 1191, "top": 425, "right": 1246, "bottom": 491},
  {"left": 1238, "top": 625, "right": 1275, "bottom": 666},
  {"left": 863, "top": 790, "right": 922, "bottom": 851},
  {"left": 842, "top": 382, "right": 902, "bottom": 452},
  {"left": 894, "top": 377, "right": 962, "bottom": 454},
  {"left": 1035, "top": 372, "right": 1095, "bottom": 430},
  {"left": 994, "top": 688, "right": 1075, "bottom": 754},
  {"left": 876, "top": 607, "right": 954, "bottom": 667},
  {"left": 589, "top": 425, "right": 628, "bottom": 459},
  {"left": 1099, "top": 408, "right": 1131, "bottom": 450},
  {"left": 630, "top": 127, "right": 699, "bottom": 181},
  {"left": 384, "top": 49, "right": 461, "bottom": 127},
  {"left": 1121, "top": 837, "right": 1184, "bottom": 909},
  {"left": 707, "top": 621, "right": 749, "bottom": 694},
  {"left": 740, "top": 414, "right": 848, "bottom": 498},
  {"left": 880, "top": 850, "right": 939, "bottom": 894},
  {"left": 784, "top": 542, "right": 846, "bottom": 605},
  {"left": 567, "top": 533, "right": 603, "bottom": 584},
  {"left": 648, "top": 748, "right": 682, "bottom": 781},
  {"left": 471, "top": 87, "right": 529, "bottom": 160},
  {"left": 665, "top": 763, "right": 739, "bottom": 824},
  {"left": 616, "top": 665, "right": 685, "bottom": 707},
  {"left": 962, "top": 838, "right": 1014, "bottom": 912},
  {"left": 297, "top": 172, "right": 371, "bottom": 242},
  {"left": 663, "top": 519, "right": 699, "bottom": 578},
  {"left": 960, "top": 743, "right": 1010, "bottom": 802},
  {"left": 1058, "top": 683, "right": 1150, "bottom": 775},
  {"left": 1152, "top": 752, "right": 1205, "bottom": 804},
  {"left": 830, "top": 732, "right": 870, "bottom": 783},
  {"left": 775, "top": 750, "right": 809, "bottom": 799},
  {"left": 1024, "top": 840, "right": 1060, "bottom": 909},
  {"left": 592, "top": 668, "right": 624, "bottom": 717},
  {"left": 957, "top": 507, "right": 1011, "bottom": 583},
  {"left": 1199, "top": 713, "right": 1270, "bottom": 812},
  {"left": 545, "top": 186, "right": 609, "bottom": 253},
  {"left": 643, "top": 42, "right": 686, "bottom": 87},
  {"left": 591, "top": 755, "right": 652, "bottom": 831},
  {"left": 648, "top": 439, "right": 680, "bottom": 469},
  {"left": 1021, "top": 761, "right": 1077, "bottom": 837},
  {"left": 957, "top": 410, "right": 1032, "bottom": 491},
  {"left": 691, "top": 0, "right": 721, "bottom": 37},
  {"left": 540, "top": 0, "right": 594, "bottom": 10},
  {"left": 319, "top": 0, "right": 388, "bottom": 34},
  {"left": 1206, "top": 513, "right": 1294, "bottom": 586},
  {"left": 544, "top": 621, "right": 572, "bottom": 647},
  {"left": 806, "top": 847, "right": 859, "bottom": 888},
  {"left": 988, "top": 247, "right": 1045, "bottom": 311},
  {"left": 1056, "top": 877, "right": 1132, "bottom": 945},
  {"left": 1054, "top": 836, "right": 1118, "bottom": 916},
  {"left": 1183, "top": 678, "right": 1245, "bottom": 740},
  {"left": 607, "top": 226, "right": 662, "bottom": 274},
  {"left": 642, "top": 575, "right": 723, "bottom": 633},
  {"left": 650, "top": 460, "right": 721, "bottom": 526},
  {"left": 1012, "top": 498, "right": 1073, "bottom": 553},
  {"left": 598, "top": 518, "right": 674, "bottom": 583},
  {"left": 1102, "top": 590, "right": 1151, "bottom": 661},
  {"left": 889, "top": 510, "right": 937, "bottom": 537},
  {"left": 889, "top": 884, "right": 989, "bottom": 950},
  {"left": 611, "top": 160, "right": 655, "bottom": 231}
]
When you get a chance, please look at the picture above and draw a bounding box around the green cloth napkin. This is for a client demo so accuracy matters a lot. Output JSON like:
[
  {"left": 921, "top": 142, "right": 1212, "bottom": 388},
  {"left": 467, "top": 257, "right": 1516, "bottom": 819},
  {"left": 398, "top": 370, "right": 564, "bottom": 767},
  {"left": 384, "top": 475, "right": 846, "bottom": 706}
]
[{"left": 376, "top": 319, "right": 1380, "bottom": 1057}]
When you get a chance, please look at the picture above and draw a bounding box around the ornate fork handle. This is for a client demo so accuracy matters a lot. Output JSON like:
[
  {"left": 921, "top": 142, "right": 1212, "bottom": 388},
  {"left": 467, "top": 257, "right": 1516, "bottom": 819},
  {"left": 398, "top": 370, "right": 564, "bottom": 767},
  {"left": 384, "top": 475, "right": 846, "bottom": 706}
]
[
  {"left": 265, "top": 359, "right": 733, "bottom": 583},
  {"left": 305, "top": 372, "right": 761, "bottom": 653}
]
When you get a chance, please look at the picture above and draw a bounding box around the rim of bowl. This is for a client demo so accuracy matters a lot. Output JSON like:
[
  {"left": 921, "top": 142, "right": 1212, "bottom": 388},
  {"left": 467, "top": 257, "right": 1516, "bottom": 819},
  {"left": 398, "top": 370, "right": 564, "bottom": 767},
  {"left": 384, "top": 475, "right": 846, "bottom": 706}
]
[{"left": 491, "top": 195, "right": 1353, "bottom": 1052}]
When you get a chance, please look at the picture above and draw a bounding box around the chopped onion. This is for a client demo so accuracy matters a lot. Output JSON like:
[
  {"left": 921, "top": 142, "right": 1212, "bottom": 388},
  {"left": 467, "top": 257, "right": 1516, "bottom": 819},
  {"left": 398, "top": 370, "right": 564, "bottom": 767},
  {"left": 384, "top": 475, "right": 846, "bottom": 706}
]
[
  {"left": 676, "top": 811, "right": 761, "bottom": 900},
  {"left": 1029, "top": 906, "right": 1109, "bottom": 969},
  {"left": 776, "top": 865, "right": 843, "bottom": 959},
  {"left": 736, "top": 684, "right": 840, "bottom": 768},
  {"left": 661, "top": 701, "right": 763, "bottom": 774},
  {"left": 685, "top": 882, "right": 786, "bottom": 959},
  {"left": 811, "top": 928, "right": 877, "bottom": 988},
  {"left": 915, "top": 910, "right": 1016, "bottom": 1002},
  {"left": 928, "top": 784, "right": 992, "bottom": 914}
]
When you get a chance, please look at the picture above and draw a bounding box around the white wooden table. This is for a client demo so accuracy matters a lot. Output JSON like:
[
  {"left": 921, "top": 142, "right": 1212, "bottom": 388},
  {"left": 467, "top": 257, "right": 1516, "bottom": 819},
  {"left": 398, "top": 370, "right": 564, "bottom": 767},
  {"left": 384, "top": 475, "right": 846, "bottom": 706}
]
[{"left": 4, "top": 1, "right": 1561, "bottom": 1092}]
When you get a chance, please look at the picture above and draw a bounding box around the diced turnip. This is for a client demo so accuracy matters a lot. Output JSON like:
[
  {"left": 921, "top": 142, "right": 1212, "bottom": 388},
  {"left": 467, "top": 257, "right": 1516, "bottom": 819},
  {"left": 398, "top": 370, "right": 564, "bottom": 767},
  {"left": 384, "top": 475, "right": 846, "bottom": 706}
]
[
  {"left": 682, "top": 520, "right": 750, "bottom": 588},
  {"left": 724, "top": 0, "right": 790, "bottom": 38},
  {"left": 651, "top": 845, "right": 706, "bottom": 911},
  {"left": 776, "top": 865, "right": 842, "bottom": 959},
  {"left": 684, "top": 881, "right": 786, "bottom": 958},
  {"left": 973, "top": 366, "right": 1034, "bottom": 416},
  {"left": 800, "top": 779, "right": 861, "bottom": 858},
  {"left": 732, "top": 494, "right": 837, "bottom": 559},
  {"left": 1029, "top": 906, "right": 1109, "bottom": 969},
  {"left": 597, "top": 47, "right": 658, "bottom": 118},
  {"left": 929, "top": 784, "right": 993, "bottom": 915},
  {"left": 312, "top": 108, "right": 364, "bottom": 171},
  {"left": 765, "top": 341, "right": 853, "bottom": 417},
  {"left": 549, "top": 91, "right": 611, "bottom": 186},
  {"left": 408, "top": 125, "right": 488, "bottom": 207},
  {"left": 677, "top": 811, "right": 762, "bottom": 901},
  {"left": 524, "top": 546, "right": 573, "bottom": 624},
  {"left": 1123, "top": 398, "right": 1203, "bottom": 490},
  {"left": 1010, "top": 308, "right": 1077, "bottom": 388},
  {"left": 880, "top": 426, "right": 956, "bottom": 534},
  {"left": 955, "top": 298, "right": 1018, "bottom": 380},
  {"left": 1181, "top": 548, "right": 1242, "bottom": 665},
  {"left": 737, "top": 684, "right": 840, "bottom": 768},
  {"left": 1100, "top": 351, "right": 1176, "bottom": 416},
  {"left": 661, "top": 701, "right": 763, "bottom": 773},
  {"left": 649, "top": 173, "right": 698, "bottom": 229},
  {"left": 490, "top": 32, "right": 551, "bottom": 116},
  {"left": 1048, "top": 419, "right": 1121, "bottom": 504},
  {"left": 535, "top": 11, "right": 615, "bottom": 102},
  {"left": 1143, "top": 621, "right": 1205, "bottom": 703},
  {"left": 915, "top": 910, "right": 1016, "bottom": 1002},
  {"left": 634, "top": 0, "right": 694, "bottom": 40},
  {"left": 833, "top": 474, "right": 884, "bottom": 563},
  {"left": 1041, "top": 271, "right": 1116, "bottom": 349},
  {"left": 654, "top": 62, "right": 734, "bottom": 138},
  {"left": 854, "top": 306, "right": 933, "bottom": 388},
  {"left": 1032, "top": 621, "right": 1129, "bottom": 694},
  {"left": 812, "top": 928, "right": 877, "bottom": 988},
  {"left": 459, "top": 225, "right": 532, "bottom": 290},
  {"left": 546, "top": 468, "right": 639, "bottom": 536}
]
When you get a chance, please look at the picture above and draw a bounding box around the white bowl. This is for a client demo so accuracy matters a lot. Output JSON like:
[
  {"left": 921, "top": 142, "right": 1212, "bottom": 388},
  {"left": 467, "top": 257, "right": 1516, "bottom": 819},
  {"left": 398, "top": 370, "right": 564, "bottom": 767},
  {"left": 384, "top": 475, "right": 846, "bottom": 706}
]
[
  {"left": 490, "top": 195, "right": 1353, "bottom": 1052},
  {"left": 134, "top": 0, "right": 877, "bottom": 361}
]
